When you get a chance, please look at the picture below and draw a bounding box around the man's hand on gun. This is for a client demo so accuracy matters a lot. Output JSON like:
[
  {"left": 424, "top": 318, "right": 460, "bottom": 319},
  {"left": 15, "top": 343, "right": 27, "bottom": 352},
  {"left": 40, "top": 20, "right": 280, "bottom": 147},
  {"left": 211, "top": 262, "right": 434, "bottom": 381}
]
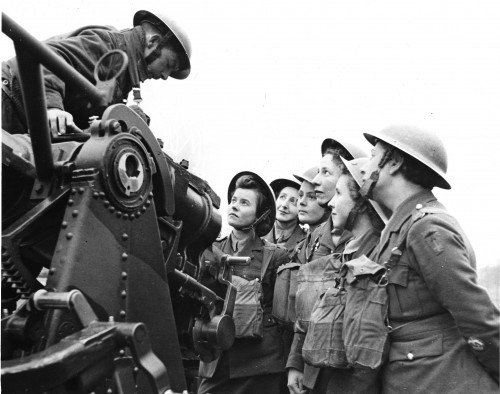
[{"left": 47, "top": 108, "right": 83, "bottom": 135}]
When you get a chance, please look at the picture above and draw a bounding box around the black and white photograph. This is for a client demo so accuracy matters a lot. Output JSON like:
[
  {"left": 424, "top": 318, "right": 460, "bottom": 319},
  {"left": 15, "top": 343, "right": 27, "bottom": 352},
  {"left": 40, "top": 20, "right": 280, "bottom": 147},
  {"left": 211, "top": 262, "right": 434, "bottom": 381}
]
[{"left": 1, "top": 1, "right": 499, "bottom": 393}]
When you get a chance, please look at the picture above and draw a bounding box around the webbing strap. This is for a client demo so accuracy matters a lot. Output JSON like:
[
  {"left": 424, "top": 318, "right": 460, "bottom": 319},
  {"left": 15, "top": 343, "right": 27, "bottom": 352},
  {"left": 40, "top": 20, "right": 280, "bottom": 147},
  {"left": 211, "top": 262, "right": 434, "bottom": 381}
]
[{"left": 385, "top": 206, "right": 448, "bottom": 269}]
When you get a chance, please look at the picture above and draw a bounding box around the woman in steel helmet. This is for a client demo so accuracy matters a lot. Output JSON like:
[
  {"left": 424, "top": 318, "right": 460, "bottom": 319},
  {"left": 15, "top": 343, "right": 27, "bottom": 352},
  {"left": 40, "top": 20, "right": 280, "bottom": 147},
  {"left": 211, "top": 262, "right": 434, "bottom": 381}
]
[
  {"left": 263, "top": 178, "right": 305, "bottom": 257},
  {"left": 295, "top": 166, "right": 331, "bottom": 236},
  {"left": 359, "top": 124, "right": 499, "bottom": 393},
  {"left": 288, "top": 158, "right": 386, "bottom": 394},
  {"left": 198, "top": 171, "right": 289, "bottom": 394}
]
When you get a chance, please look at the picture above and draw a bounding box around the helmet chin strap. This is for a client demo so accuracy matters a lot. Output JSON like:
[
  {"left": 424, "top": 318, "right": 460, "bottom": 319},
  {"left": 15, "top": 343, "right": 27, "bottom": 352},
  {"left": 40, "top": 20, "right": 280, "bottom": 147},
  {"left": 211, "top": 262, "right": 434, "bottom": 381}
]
[
  {"left": 360, "top": 146, "right": 394, "bottom": 199},
  {"left": 239, "top": 208, "right": 272, "bottom": 233}
]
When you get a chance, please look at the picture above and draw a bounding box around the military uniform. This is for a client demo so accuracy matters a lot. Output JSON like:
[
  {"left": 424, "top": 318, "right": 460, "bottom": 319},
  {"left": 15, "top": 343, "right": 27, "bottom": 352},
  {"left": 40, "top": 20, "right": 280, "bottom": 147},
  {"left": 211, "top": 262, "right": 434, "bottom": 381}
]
[
  {"left": 287, "top": 217, "right": 354, "bottom": 391},
  {"left": 313, "top": 227, "right": 382, "bottom": 394},
  {"left": 263, "top": 223, "right": 306, "bottom": 259},
  {"left": 376, "top": 190, "right": 499, "bottom": 393},
  {"left": 2, "top": 25, "right": 148, "bottom": 133},
  {"left": 198, "top": 234, "right": 289, "bottom": 394}
]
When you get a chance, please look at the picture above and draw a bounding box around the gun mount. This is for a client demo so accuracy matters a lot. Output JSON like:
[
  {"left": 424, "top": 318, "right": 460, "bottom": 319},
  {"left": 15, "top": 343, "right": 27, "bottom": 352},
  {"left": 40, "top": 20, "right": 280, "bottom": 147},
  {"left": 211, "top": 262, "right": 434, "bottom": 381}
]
[{"left": 1, "top": 13, "right": 235, "bottom": 394}]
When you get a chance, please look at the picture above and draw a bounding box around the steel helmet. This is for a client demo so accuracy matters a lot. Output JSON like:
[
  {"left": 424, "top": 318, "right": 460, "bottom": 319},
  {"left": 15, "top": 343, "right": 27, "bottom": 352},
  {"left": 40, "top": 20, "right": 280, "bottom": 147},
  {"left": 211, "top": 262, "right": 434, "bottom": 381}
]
[
  {"left": 363, "top": 124, "right": 451, "bottom": 189},
  {"left": 340, "top": 157, "right": 390, "bottom": 224},
  {"left": 134, "top": 10, "right": 192, "bottom": 79},
  {"left": 293, "top": 166, "right": 319, "bottom": 184},
  {"left": 321, "top": 135, "right": 369, "bottom": 160},
  {"left": 269, "top": 178, "right": 301, "bottom": 199},
  {"left": 227, "top": 171, "right": 276, "bottom": 236}
]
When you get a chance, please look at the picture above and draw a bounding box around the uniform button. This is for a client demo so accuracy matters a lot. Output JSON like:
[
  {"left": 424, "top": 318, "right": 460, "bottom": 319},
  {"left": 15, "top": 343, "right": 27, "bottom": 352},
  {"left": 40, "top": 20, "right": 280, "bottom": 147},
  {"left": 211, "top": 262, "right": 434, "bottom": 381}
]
[
  {"left": 416, "top": 204, "right": 423, "bottom": 210},
  {"left": 407, "top": 352, "right": 414, "bottom": 360},
  {"left": 468, "top": 337, "right": 485, "bottom": 352}
]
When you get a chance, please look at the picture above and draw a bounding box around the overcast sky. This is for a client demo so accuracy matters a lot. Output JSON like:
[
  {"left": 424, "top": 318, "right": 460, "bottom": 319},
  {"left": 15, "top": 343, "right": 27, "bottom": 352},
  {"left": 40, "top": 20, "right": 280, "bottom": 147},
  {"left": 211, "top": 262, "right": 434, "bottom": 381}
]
[{"left": 2, "top": 0, "right": 500, "bottom": 271}]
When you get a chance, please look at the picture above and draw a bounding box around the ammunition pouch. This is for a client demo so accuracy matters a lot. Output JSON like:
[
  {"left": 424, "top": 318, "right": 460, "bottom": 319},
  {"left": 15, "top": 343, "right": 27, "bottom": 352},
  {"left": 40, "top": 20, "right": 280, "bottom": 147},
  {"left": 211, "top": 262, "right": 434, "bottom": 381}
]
[
  {"left": 302, "top": 286, "right": 349, "bottom": 368},
  {"left": 342, "top": 255, "right": 389, "bottom": 369},
  {"left": 272, "top": 262, "right": 301, "bottom": 329},
  {"left": 232, "top": 275, "right": 264, "bottom": 338},
  {"left": 295, "top": 254, "right": 341, "bottom": 332}
]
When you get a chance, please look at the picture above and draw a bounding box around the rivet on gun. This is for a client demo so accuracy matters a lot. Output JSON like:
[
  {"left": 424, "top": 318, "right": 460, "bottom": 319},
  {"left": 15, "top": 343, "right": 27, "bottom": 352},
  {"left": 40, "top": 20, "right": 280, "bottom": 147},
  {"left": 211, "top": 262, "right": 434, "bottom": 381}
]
[
  {"left": 49, "top": 267, "right": 56, "bottom": 275},
  {"left": 119, "top": 349, "right": 125, "bottom": 356},
  {"left": 72, "top": 210, "right": 79, "bottom": 217},
  {"left": 122, "top": 253, "right": 128, "bottom": 261},
  {"left": 135, "top": 212, "right": 141, "bottom": 218},
  {"left": 109, "top": 206, "right": 115, "bottom": 213},
  {"left": 99, "top": 192, "right": 105, "bottom": 198},
  {"left": 70, "top": 188, "right": 76, "bottom": 195},
  {"left": 122, "top": 233, "right": 129, "bottom": 241},
  {"left": 93, "top": 192, "right": 99, "bottom": 199},
  {"left": 61, "top": 221, "right": 68, "bottom": 229},
  {"left": 107, "top": 388, "right": 113, "bottom": 394},
  {"left": 133, "top": 367, "right": 139, "bottom": 374},
  {"left": 78, "top": 187, "right": 85, "bottom": 194},
  {"left": 123, "top": 214, "right": 129, "bottom": 220},
  {"left": 66, "top": 233, "right": 73, "bottom": 240},
  {"left": 145, "top": 200, "right": 151, "bottom": 207},
  {"left": 104, "top": 200, "right": 110, "bottom": 208},
  {"left": 119, "top": 310, "right": 126, "bottom": 318},
  {"left": 141, "top": 206, "right": 147, "bottom": 212},
  {"left": 116, "top": 211, "right": 122, "bottom": 218},
  {"left": 67, "top": 199, "right": 74, "bottom": 206},
  {"left": 121, "top": 290, "right": 127, "bottom": 298},
  {"left": 121, "top": 272, "right": 128, "bottom": 280},
  {"left": 148, "top": 192, "right": 154, "bottom": 198}
]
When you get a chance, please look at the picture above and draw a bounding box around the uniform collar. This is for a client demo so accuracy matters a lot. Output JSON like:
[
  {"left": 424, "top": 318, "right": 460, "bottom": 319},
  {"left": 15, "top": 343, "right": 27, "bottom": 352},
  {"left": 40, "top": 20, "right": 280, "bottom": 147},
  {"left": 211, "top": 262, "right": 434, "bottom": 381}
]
[
  {"left": 343, "top": 227, "right": 380, "bottom": 256},
  {"left": 313, "top": 217, "right": 353, "bottom": 253},
  {"left": 316, "top": 217, "right": 335, "bottom": 251},
  {"left": 122, "top": 27, "right": 149, "bottom": 84},
  {"left": 227, "top": 232, "right": 264, "bottom": 257},
  {"left": 386, "top": 189, "right": 437, "bottom": 233},
  {"left": 378, "top": 189, "right": 437, "bottom": 252}
]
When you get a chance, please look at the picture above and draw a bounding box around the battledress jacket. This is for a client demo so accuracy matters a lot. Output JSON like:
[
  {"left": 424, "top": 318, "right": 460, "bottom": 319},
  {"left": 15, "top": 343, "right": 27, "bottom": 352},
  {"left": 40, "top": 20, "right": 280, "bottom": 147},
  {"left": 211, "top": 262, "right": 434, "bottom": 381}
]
[
  {"left": 2, "top": 26, "right": 142, "bottom": 133},
  {"left": 263, "top": 223, "right": 306, "bottom": 259},
  {"left": 376, "top": 190, "right": 499, "bottom": 393},
  {"left": 199, "top": 234, "right": 289, "bottom": 381},
  {"left": 286, "top": 217, "right": 355, "bottom": 390}
]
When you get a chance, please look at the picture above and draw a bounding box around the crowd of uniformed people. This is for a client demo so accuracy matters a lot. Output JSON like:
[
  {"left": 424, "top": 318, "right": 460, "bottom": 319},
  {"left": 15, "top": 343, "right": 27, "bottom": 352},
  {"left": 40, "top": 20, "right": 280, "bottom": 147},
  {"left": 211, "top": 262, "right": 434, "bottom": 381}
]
[
  {"left": 199, "top": 128, "right": 500, "bottom": 394},
  {"left": 2, "top": 9, "right": 499, "bottom": 394}
]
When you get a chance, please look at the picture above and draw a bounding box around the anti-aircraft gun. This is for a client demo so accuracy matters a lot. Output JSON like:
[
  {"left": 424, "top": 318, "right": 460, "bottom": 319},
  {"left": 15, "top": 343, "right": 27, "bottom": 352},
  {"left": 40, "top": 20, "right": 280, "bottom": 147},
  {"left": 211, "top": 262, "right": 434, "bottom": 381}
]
[{"left": 1, "top": 13, "right": 239, "bottom": 394}]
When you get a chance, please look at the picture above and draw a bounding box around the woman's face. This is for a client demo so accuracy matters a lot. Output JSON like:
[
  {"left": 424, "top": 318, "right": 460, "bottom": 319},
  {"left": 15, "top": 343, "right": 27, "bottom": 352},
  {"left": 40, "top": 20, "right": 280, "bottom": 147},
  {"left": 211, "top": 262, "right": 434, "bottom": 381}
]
[
  {"left": 275, "top": 186, "right": 299, "bottom": 224},
  {"left": 328, "top": 174, "right": 356, "bottom": 231},
  {"left": 227, "top": 188, "right": 259, "bottom": 229},
  {"left": 312, "top": 153, "right": 343, "bottom": 207},
  {"left": 298, "top": 181, "right": 327, "bottom": 225}
]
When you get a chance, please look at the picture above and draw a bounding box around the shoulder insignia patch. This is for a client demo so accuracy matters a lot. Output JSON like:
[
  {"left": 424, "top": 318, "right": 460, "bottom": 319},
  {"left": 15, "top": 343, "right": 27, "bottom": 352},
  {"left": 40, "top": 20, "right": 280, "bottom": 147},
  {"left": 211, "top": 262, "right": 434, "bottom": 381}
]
[{"left": 424, "top": 231, "right": 444, "bottom": 255}]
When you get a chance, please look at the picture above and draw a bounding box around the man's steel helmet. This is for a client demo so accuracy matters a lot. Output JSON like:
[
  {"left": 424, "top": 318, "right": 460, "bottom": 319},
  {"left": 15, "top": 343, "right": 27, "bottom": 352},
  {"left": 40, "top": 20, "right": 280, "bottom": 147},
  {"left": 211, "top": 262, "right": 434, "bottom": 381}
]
[
  {"left": 134, "top": 10, "right": 192, "bottom": 79},
  {"left": 340, "top": 157, "right": 390, "bottom": 224},
  {"left": 227, "top": 171, "right": 276, "bottom": 236},
  {"left": 293, "top": 166, "right": 319, "bottom": 184},
  {"left": 363, "top": 124, "right": 451, "bottom": 189},
  {"left": 321, "top": 135, "right": 368, "bottom": 160},
  {"left": 269, "top": 178, "right": 301, "bottom": 199}
]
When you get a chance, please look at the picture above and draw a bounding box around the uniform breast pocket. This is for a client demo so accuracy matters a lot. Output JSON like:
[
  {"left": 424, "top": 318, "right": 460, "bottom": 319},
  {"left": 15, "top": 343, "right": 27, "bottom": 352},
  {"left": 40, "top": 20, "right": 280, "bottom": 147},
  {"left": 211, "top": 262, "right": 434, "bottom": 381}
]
[
  {"left": 388, "top": 262, "right": 409, "bottom": 287},
  {"left": 389, "top": 334, "right": 443, "bottom": 362},
  {"left": 387, "top": 263, "right": 411, "bottom": 316}
]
